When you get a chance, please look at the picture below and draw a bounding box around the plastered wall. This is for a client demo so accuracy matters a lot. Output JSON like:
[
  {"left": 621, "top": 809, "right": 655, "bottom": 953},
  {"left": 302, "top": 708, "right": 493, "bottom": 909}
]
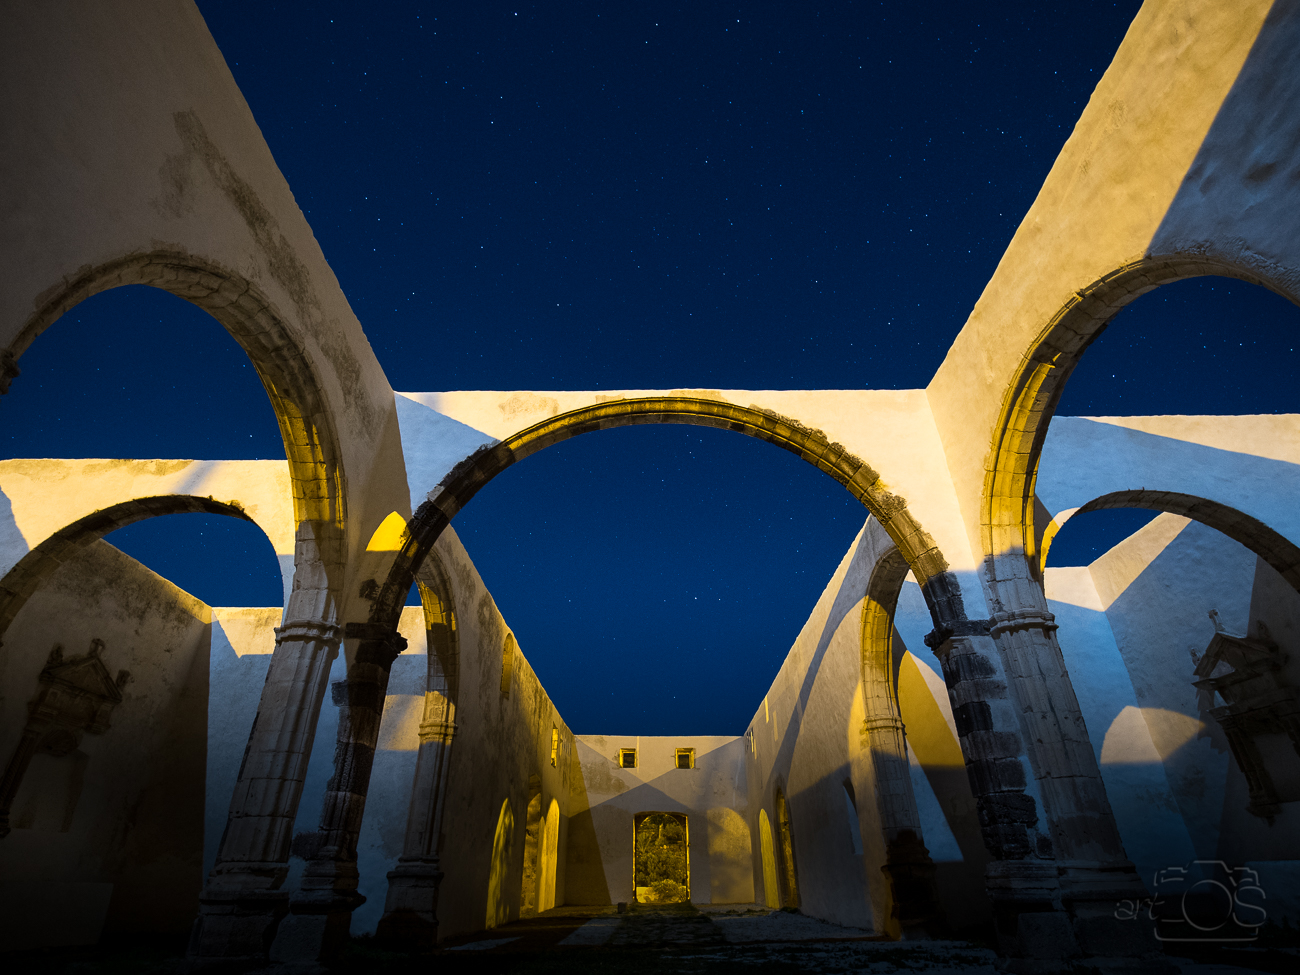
[
  {"left": 1048, "top": 513, "right": 1300, "bottom": 925},
  {"left": 0, "top": 520, "right": 577, "bottom": 950},
  {"left": 566, "top": 735, "right": 753, "bottom": 906},
  {"left": 741, "top": 523, "right": 992, "bottom": 934},
  {"left": 0, "top": 541, "right": 210, "bottom": 950}
]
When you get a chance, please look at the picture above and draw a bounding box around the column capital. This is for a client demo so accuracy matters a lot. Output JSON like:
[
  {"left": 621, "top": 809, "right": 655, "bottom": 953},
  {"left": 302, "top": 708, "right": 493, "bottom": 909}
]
[
  {"left": 988, "top": 609, "right": 1057, "bottom": 639},
  {"left": 274, "top": 619, "right": 343, "bottom": 644},
  {"left": 344, "top": 622, "right": 408, "bottom": 668},
  {"left": 417, "top": 719, "right": 457, "bottom": 742}
]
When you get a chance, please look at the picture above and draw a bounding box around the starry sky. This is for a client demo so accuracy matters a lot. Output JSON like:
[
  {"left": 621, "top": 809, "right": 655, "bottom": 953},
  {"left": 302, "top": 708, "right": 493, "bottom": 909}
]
[{"left": 4, "top": 2, "right": 1299, "bottom": 734}]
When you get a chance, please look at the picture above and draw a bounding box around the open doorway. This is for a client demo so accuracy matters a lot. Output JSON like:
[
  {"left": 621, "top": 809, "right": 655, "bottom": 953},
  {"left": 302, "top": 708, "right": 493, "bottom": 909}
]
[{"left": 633, "top": 812, "right": 689, "bottom": 904}]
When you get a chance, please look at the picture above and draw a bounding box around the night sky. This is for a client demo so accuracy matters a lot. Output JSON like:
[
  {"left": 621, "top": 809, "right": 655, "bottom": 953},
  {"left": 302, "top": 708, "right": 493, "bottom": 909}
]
[{"left": 4, "top": 2, "right": 1298, "bottom": 734}]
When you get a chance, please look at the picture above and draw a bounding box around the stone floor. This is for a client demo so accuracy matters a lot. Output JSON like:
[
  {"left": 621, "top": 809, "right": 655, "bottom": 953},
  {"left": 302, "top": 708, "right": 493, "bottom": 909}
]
[{"left": 3, "top": 905, "right": 1297, "bottom": 974}]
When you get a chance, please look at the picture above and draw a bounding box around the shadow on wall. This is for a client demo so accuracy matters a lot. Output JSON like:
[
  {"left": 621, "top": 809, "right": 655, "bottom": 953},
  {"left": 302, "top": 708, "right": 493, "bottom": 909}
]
[{"left": 1048, "top": 512, "right": 1300, "bottom": 923}]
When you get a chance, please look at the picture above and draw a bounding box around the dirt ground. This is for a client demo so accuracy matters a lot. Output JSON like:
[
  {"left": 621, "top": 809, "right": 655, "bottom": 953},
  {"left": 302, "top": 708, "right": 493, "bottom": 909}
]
[{"left": 4, "top": 903, "right": 1297, "bottom": 975}]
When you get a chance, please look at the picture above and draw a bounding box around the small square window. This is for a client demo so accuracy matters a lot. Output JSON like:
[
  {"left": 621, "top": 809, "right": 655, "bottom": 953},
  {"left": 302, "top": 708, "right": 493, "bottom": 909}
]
[
  {"left": 675, "top": 748, "right": 695, "bottom": 769},
  {"left": 618, "top": 748, "right": 637, "bottom": 769}
]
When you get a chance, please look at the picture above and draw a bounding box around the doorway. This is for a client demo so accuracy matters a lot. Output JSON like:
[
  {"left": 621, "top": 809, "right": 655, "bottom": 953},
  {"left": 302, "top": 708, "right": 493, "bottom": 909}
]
[{"left": 633, "top": 812, "right": 689, "bottom": 904}]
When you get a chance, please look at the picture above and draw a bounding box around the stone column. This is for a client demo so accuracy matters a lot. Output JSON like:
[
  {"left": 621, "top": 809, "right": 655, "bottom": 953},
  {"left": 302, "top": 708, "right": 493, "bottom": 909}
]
[
  {"left": 270, "top": 625, "right": 407, "bottom": 963},
  {"left": 188, "top": 618, "right": 341, "bottom": 963},
  {"left": 375, "top": 684, "right": 456, "bottom": 948},
  {"left": 860, "top": 629, "right": 937, "bottom": 936},
  {"left": 987, "top": 592, "right": 1150, "bottom": 957},
  {"left": 924, "top": 619, "right": 1077, "bottom": 960}
]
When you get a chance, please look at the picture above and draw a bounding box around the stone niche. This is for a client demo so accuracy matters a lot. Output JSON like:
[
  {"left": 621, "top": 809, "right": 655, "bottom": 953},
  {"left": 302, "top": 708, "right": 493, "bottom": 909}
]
[{"left": 1194, "top": 614, "right": 1300, "bottom": 820}]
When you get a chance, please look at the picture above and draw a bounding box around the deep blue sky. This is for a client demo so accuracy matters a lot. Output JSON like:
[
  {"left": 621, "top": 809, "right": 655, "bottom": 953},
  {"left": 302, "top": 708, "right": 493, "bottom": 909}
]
[{"left": 4, "top": 2, "right": 1299, "bottom": 734}]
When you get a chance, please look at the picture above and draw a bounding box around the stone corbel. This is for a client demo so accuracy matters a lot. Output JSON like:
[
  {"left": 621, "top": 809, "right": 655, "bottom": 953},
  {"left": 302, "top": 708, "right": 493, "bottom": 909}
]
[{"left": 0, "top": 348, "right": 20, "bottom": 395}]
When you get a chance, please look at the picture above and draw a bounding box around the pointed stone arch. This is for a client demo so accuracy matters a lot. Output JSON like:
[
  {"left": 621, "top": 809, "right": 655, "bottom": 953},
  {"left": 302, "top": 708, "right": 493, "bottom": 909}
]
[{"left": 859, "top": 537, "right": 940, "bottom": 934}]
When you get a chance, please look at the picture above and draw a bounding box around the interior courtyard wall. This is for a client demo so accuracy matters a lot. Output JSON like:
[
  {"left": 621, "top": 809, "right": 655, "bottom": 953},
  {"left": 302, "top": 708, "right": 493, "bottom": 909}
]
[
  {"left": 567, "top": 735, "right": 752, "bottom": 906},
  {"left": 381, "top": 529, "right": 575, "bottom": 942},
  {"left": 0, "top": 541, "right": 210, "bottom": 950}
]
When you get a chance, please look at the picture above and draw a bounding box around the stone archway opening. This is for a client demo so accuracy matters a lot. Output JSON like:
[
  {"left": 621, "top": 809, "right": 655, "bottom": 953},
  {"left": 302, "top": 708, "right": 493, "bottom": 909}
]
[
  {"left": 4, "top": 256, "right": 349, "bottom": 582},
  {"left": 1045, "top": 491, "right": 1300, "bottom": 594},
  {"left": 371, "top": 397, "right": 966, "bottom": 638},
  {"left": 983, "top": 259, "right": 1300, "bottom": 573}
]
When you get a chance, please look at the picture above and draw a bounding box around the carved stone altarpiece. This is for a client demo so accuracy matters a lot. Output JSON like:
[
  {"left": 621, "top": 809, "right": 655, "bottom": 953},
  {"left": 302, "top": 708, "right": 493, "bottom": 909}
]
[
  {"left": 1195, "top": 614, "right": 1300, "bottom": 821},
  {"left": 0, "top": 639, "right": 129, "bottom": 837}
]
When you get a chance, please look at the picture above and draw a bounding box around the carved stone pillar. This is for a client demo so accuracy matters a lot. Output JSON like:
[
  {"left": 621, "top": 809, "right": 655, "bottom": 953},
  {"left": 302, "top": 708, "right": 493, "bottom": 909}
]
[
  {"left": 375, "top": 686, "right": 456, "bottom": 948},
  {"left": 924, "top": 621, "right": 1072, "bottom": 958},
  {"left": 188, "top": 619, "right": 341, "bottom": 963},
  {"left": 986, "top": 582, "right": 1149, "bottom": 957},
  {"left": 270, "top": 625, "right": 406, "bottom": 964}
]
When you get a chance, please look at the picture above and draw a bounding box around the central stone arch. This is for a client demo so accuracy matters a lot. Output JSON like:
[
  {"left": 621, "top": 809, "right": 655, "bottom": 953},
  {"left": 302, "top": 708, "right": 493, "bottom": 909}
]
[
  {"left": 370, "top": 396, "right": 968, "bottom": 634},
  {"left": 292, "top": 396, "right": 982, "bottom": 943}
]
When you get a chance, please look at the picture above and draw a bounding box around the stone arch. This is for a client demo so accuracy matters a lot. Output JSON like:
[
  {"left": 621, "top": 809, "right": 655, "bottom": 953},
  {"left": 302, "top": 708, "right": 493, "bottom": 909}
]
[
  {"left": 519, "top": 777, "right": 544, "bottom": 917},
  {"left": 773, "top": 785, "right": 800, "bottom": 909},
  {"left": 538, "top": 798, "right": 560, "bottom": 913},
  {"left": 965, "top": 258, "right": 1300, "bottom": 915},
  {"left": 368, "top": 397, "right": 967, "bottom": 637},
  {"left": 757, "top": 808, "right": 779, "bottom": 909},
  {"left": 4, "top": 253, "right": 347, "bottom": 580},
  {"left": 327, "top": 398, "right": 969, "bottom": 944},
  {"left": 485, "top": 797, "right": 516, "bottom": 930},
  {"left": 982, "top": 257, "right": 1299, "bottom": 571},
  {"left": 0, "top": 494, "right": 262, "bottom": 641},
  {"left": 1044, "top": 490, "right": 1300, "bottom": 592}
]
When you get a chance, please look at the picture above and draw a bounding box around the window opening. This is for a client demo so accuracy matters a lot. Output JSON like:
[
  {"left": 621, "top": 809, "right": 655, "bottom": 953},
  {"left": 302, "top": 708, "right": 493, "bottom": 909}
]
[
  {"left": 550, "top": 727, "right": 560, "bottom": 767},
  {"left": 500, "top": 633, "right": 516, "bottom": 697},
  {"left": 618, "top": 748, "right": 637, "bottom": 769},
  {"left": 675, "top": 747, "right": 695, "bottom": 769}
]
